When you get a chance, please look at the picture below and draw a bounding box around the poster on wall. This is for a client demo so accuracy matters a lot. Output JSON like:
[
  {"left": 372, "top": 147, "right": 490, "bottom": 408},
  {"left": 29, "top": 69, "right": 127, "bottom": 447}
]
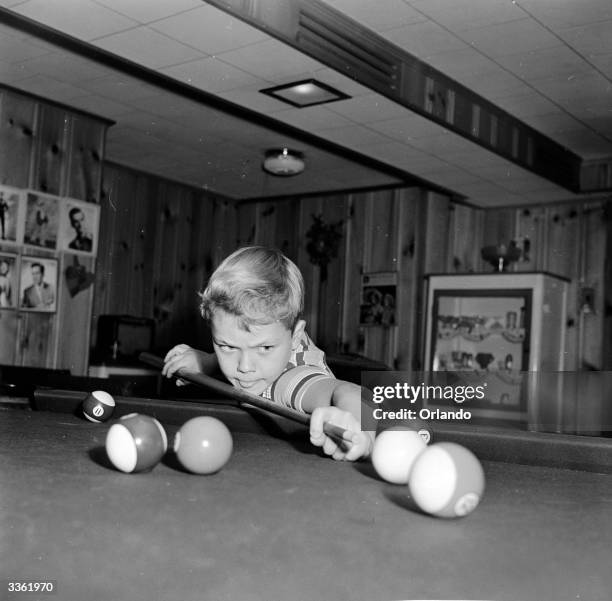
[
  {"left": 19, "top": 255, "right": 58, "bottom": 313},
  {"left": 360, "top": 271, "right": 398, "bottom": 327},
  {"left": 0, "top": 252, "right": 18, "bottom": 309},
  {"left": 23, "top": 192, "right": 59, "bottom": 250},
  {"left": 58, "top": 198, "right": 100, "bottom": 256},
  {"left": 0, "top": 185, "right": 25, "bottom": 245}
]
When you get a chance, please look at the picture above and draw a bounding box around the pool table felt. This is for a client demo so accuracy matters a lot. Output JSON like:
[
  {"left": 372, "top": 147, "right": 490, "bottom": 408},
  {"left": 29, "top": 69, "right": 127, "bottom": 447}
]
[{"left": 1, "top": 408, "right": 611, "bottom": 601}]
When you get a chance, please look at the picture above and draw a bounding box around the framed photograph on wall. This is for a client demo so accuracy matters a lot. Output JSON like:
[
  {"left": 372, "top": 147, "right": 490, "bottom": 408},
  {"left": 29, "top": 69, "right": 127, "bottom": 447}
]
[
  {"left": 23, "top": 192, "right": 59, "bottom": 250},
  {"left": 0, "top": 185, "right": 25, "bottom": 246},
  {"left": 359, "top": 271, "right": 397, "bottom": 327},
  {"left": 19, "top": 256, "right": 58, "bottom": 313},
  {"left": 0, "top": 252, "right": 18, "bottom": 309},
  {"left": 58, "top": 198, "right": 99, "bottom": 256}
]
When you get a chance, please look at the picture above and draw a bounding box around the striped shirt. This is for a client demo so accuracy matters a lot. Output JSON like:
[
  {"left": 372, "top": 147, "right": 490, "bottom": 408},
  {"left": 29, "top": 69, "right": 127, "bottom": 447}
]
[{"left": 262, "top": 332, "right": 335, "bottom": 413}]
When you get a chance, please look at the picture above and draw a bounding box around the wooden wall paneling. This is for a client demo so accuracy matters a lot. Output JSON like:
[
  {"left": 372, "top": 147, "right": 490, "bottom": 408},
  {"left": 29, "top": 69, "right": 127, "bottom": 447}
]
[
  {"left": 0, "top": 88, "right": 36, "bottom": 188},
  {"left": 0, "top": 310, "right": 18, "bottom": 364},
  {"left": 274, "top": 198, "right": 300, "bottom": 261},
  {"left": 604, "top": 201, "right": 612, "bottom": 371},
  {"left": 235, "top": 202, "right": 257, "bottom": 247},
  {"left": 31, "top": 104, "right": 70, "bottom": 196},
  {"left": 211, "top": 198, "right": 238, "bottom": 267},
  {"left": 448, "top": 203, "right": 484, "bottom": 273},
  {"left": 580, "top": 202, "right": 606, "bottom": 370},
  {"left": 255, "top": 201, "right": 278, "bottom": 248},
  {"left": 172, "top": 186, "right": 200, "bottom": 348},
  {"left": 361, "top": 190, "right": 397, "bottom": 365},
  {"left": 66, "top": 114, "right": 107, "bottom": 203},
  {"left": 149, "top": 180, "right": 185, "bottom": 350},
  {"left": 315, "top": 195, "right": 347, "bottom": 353},
  {"left": 54, "top": 253, "right": 95, "bottom": 374},
  {"left": 17, "top": 312, "right": 54, "bottom": 367},
  {"left": 422, "top": 191, "right": 452, "bottom": 275},
  {"left": 545, "top": 203, "right": 581, "bottom": 371},
  {"left": 297, "top": 196, "right": 324, "bottom": 341},
  {"left": 395, "top": 187, "right": 424, "bottom": 372},
  {"left": 188, "top": 194, "right": 218, "bottom": 349},
  {"left": 341, "top": 193, "right": 367, "bottom": 355},
  {"left": 514, "top": 206, "right": 546, "bottom": 272}
]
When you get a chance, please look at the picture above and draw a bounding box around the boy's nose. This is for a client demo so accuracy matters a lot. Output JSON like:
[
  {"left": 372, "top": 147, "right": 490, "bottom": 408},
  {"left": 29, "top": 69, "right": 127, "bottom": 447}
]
[{"left": 237, "top": 352, "right": 254, "bottom": 373}]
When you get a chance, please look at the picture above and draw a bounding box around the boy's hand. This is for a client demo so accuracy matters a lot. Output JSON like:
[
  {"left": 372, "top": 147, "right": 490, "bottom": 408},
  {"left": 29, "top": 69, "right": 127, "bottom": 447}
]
[
  {"left": 309, "top": 406, "right": 374, "bottom": 462},
  {"left": 162, "top": 344, "right": 207, "bottom": 386}
]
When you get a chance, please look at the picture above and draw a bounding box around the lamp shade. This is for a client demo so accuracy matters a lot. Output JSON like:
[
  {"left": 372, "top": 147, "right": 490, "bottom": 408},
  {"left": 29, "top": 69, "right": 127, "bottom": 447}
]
[{"left": 262, "top": 148, "right": 305, "bottom": 176}]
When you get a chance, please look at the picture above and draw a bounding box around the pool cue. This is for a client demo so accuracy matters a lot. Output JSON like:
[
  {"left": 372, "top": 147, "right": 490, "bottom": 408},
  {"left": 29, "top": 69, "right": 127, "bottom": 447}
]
[{"left": 139, "top": 352, "right": 359, "bottom": 445}]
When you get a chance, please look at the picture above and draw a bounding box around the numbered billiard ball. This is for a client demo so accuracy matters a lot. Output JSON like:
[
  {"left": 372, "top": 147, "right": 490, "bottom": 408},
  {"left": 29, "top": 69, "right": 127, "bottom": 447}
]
[
  {"left": 372, "top": 428, "right": 427, "bottom": 485},
  {"left": 408, "top": 442, "right": 485, "bottom": 518},
  {"left": 174, "top": 416, "right": 233, "bottom": 475},
  {"left": 82, "top": 390, "right": 115, "bottom": 423},
  {"left": 105, "top": 413, "right": 168, "bottom": 473}
]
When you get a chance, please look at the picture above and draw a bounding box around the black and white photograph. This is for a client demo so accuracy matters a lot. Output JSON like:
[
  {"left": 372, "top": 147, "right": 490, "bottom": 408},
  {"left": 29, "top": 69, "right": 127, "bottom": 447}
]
[
  {"left": 0, "top": 252, "right": 18, "bottom": 308},
  {"left": 0, "top": 3, "right": 611, "bottom": 601},
  {"left": 0, "top": 185, "right": 24, "bottom": 245},
  {"left": 18, "top": 256, "right": 58, "bottom": 313},
  {"left": 23, "top": 192, "right": 59, "bottom": 250},
  {"left": 58, "top": 198, "right": 100, "bottom": 256}
]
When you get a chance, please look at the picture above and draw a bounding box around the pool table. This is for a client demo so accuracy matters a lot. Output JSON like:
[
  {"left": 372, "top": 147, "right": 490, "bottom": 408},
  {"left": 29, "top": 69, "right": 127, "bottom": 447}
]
[{"left": 1, "top": 389, "right": 611, "bottom": 601}]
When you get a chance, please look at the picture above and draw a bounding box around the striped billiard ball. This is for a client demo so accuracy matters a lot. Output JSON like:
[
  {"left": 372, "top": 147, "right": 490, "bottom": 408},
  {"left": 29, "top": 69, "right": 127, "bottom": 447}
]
[
  {"left": 82, "top": 390, "right": 115, "bottom": 423},
  {"left": 105, "top": 413, "right": 168, "bottom": 473}
]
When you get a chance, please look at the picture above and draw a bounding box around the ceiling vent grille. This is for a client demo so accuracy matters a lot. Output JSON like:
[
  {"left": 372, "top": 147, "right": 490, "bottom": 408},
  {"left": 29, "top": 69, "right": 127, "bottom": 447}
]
[{"left": 298, "top": 4, "right": 399, "bottom": 93}]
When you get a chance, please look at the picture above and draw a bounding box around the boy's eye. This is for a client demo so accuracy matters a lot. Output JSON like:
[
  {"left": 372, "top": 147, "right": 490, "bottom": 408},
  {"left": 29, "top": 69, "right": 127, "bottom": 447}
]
[
  {"left": 259, "top": 345, "right": 274, "bottom": 352},
  {"left": 217, "top": 344, "right": 234, "bottom": 352}
]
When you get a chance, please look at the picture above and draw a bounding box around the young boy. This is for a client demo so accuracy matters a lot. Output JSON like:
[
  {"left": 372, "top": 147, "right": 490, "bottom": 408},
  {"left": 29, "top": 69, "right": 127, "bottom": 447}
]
[{"left": 162, "top": 246, "right": 374, "bottom": 461}]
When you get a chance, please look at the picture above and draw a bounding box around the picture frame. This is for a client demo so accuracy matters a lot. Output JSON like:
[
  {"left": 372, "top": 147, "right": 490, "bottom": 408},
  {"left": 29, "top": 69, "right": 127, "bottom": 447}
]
[
  {"left": 58, "top": 198, "right": 100, "bottom": 256},
  {"left": 0, "top": 252, "right": 19, "bottom": 309},
  {"left": 23, "top": 192, "right": 60, "bottom": 250},
  {"left": 19, "top": 255, "right": 58, "bottom": 313},
  {"left": 359, "top": 271, "right": 397, "bottom": 327},
  {"left": 0, "top": 185, "right": 25, "bottom": 246}
]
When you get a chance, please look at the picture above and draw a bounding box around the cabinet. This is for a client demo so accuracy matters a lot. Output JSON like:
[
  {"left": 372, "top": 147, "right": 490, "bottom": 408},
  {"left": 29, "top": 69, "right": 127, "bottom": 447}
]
[{"left": 423, "top": 273, "right": 568, "bottom": 423}]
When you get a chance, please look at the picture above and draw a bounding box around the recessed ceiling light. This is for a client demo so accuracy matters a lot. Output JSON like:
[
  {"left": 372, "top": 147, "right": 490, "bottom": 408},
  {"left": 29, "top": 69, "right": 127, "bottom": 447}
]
[{"left": 260, "top": 79, "right": 350, "bottom": 108}]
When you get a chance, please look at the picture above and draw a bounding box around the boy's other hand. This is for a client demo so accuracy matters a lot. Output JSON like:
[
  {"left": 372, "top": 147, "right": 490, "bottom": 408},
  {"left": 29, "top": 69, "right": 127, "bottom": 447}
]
[{"left": 162, "top": 344, "right": 205, "bottom": 386}]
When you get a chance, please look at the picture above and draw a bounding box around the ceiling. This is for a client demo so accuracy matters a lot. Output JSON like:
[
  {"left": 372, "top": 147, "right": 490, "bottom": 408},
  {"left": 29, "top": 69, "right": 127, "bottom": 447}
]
[{"left": 0, "top": 0, "right": 611, "bottom": 208}]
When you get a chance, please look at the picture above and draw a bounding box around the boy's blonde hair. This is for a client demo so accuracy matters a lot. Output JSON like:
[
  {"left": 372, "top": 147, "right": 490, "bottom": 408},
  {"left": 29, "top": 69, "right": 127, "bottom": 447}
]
[{"left": 199, "top": 246, "right": 304, "bottom": 330}]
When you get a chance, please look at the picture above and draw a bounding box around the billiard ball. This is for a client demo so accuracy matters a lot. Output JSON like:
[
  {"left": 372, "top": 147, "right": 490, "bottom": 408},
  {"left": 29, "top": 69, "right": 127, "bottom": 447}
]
[
  {"left": 174, "top": 416, "right": 233, "bottom": 475},
  {"left": 82, "top": 390, "right": 115, "bottom": 423},
  {"left": 371, "top": 428, "right": 427, "bottom": 484},
  {"left": 411, "top": 417, "right": 434, "bottom": 445},
  {"left": 105, "top": 413, "right": 168, "bottom": 473},
  {"left": 408, "top": 442, "right": 485, "bottom": 518}
]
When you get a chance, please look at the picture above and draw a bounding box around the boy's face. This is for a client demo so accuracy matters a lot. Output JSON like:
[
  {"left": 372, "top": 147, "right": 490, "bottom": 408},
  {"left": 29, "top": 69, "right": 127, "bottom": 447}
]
[{"left": 211, "top": 309, "right": 305, "bottom": 396}]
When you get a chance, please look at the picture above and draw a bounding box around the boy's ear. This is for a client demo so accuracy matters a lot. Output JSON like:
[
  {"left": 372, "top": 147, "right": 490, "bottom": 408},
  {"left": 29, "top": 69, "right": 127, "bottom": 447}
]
[{"left": 291, "top": 319, "right": 306, "bottom": 348}]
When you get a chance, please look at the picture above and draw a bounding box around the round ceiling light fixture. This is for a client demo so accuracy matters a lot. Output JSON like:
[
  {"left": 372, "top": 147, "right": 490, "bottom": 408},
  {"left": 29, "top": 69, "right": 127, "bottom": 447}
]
[{"left": 262, "top": 148, "right": 305, "bottom": 176}]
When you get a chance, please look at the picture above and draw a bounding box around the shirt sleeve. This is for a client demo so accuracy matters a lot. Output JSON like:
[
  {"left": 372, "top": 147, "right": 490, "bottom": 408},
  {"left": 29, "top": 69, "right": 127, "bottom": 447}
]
[{"left": 261, "top": 330, "right": 335, "bottom": 411}]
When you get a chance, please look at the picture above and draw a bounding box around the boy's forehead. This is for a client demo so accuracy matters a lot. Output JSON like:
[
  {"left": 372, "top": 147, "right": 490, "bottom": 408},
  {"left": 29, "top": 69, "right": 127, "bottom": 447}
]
[{"left": 211, "top": 311, "right": 291, "bottom": 339}]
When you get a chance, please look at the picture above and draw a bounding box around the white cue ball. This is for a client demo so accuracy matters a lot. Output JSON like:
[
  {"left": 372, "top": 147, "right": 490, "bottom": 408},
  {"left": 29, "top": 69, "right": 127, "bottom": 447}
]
[
  {"left": 82, "top": 390, "right": 116, "bottom": 423},
  {"left": 371, "top": 428, "right": 427, "bottom": 484},
  {"left": 408, "top": 442, "right": 485, "bottom": 518}
]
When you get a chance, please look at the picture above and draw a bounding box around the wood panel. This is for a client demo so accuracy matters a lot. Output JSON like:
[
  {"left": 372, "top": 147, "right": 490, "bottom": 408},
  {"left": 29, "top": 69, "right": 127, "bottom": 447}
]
[
  {"left": 395, "top": 187, "right": 425, "bottom": 372},
  {"left": 0, "top": 89, "right": 36, "bottom": 188},
  {"left": 54, "top": 254, "right": 96, "bottom": 374},
  {"left": 17, "top": 312, "right": 54, "bottom": 368},
  {"left": 66, "top": 114, "right": 106, "bottom": 203},
  {"left": 31, "top": 104, "right": 69, "bottom": 195},
  {"left": 0, "top": 310, "right": 18, "bottom": 364},
  {"left": 448, "top": 203, "right": 484, "bottom": 273}
]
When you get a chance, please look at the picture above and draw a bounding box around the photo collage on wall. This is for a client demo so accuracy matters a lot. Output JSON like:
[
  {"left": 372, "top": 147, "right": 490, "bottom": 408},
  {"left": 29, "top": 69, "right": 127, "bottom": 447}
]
[{"left": 0, "top": 185, "right": 100, "bottom": 313}]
